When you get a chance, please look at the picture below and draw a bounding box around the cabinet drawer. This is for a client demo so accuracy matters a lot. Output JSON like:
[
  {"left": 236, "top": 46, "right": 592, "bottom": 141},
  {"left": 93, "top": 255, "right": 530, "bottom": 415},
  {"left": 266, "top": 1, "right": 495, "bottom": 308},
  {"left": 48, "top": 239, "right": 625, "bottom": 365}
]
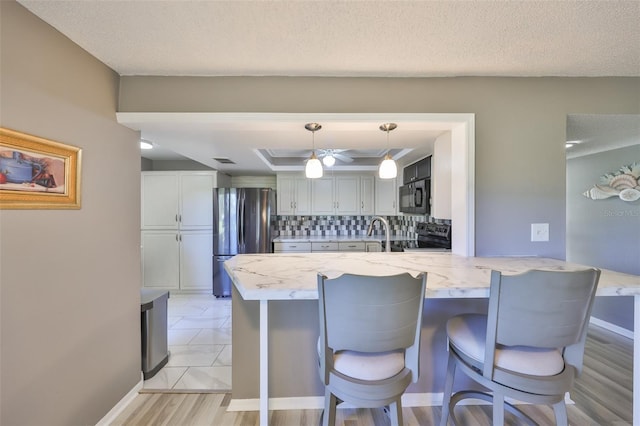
[
  {"left": 339, "top": 242, "right": 366, "bottom": 252},
  {"left": 273, "top": 242, "right": 311, "bottom": 252},
  {"left": 311, "top": 242, "right": 339, "bottom": 252}
]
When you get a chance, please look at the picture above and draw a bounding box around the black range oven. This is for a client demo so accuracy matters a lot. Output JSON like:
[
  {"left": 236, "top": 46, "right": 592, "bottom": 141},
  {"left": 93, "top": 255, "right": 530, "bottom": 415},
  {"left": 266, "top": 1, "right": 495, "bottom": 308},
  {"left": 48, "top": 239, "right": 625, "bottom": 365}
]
[{"left": 384, "top": 222, "right": 452, "bottom": 252}]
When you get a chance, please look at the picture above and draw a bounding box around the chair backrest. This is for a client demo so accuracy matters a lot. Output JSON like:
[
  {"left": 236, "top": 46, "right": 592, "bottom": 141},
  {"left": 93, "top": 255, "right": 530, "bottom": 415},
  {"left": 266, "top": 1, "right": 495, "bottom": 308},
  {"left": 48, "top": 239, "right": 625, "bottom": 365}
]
[
  {"left": 484, "top": 268, "right": 601, "bottom": 376},
  {"left": 317, "top": 272, "right": 426, "bottom": 380}
]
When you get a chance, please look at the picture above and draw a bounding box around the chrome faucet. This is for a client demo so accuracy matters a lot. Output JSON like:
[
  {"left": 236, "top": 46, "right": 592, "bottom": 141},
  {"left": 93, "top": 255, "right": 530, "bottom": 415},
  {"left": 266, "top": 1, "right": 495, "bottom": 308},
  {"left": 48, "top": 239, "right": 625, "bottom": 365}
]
[{"left": 367, "top": 216, "right": 391, "bottom": 252}]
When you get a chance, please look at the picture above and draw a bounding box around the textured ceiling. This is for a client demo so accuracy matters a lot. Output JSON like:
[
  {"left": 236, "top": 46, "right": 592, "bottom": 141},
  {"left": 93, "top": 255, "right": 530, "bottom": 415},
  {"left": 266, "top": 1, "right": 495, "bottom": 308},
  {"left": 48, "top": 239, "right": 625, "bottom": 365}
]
[
  {"left": 16, "top": 1, "right": 640, "bottom": 171},
  {"left": 18, "top": 0, "right": 640, "bottom": 77}
]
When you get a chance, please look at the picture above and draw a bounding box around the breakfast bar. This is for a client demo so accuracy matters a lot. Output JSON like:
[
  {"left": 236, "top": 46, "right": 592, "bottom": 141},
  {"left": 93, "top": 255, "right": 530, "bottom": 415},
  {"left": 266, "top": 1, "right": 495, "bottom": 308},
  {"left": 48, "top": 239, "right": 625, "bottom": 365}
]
[{"left": 224, "top": 252, "right": 640, "bottom": 426}]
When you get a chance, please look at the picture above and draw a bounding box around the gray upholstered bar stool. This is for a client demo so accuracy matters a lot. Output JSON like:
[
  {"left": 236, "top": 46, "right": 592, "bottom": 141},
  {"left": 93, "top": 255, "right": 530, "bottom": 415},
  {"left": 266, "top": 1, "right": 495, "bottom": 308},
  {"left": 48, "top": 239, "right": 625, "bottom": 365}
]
[
  {"left": 440, "top": 268, "right": 601, "bottom": 426},
  {"left": 317, "top": 272, "right": 427, "bottom": 426}
]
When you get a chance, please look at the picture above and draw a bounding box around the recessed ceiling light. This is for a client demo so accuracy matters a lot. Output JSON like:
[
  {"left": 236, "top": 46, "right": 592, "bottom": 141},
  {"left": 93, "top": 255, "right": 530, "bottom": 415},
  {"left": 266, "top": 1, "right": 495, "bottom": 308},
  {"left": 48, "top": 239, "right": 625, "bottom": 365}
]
[
  {"left": 565, "top": 140, "right": 581, "bottom": 149},
  {"left": 140, "top": 139, "right": 153, "bottom": 150}
]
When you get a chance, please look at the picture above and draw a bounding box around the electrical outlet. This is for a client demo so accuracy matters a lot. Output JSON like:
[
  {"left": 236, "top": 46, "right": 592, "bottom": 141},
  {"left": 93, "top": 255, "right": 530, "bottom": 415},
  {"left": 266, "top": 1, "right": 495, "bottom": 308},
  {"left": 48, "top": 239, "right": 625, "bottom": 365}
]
[{"left": 531, "top": 223, "right": 549, "bottom": 242}]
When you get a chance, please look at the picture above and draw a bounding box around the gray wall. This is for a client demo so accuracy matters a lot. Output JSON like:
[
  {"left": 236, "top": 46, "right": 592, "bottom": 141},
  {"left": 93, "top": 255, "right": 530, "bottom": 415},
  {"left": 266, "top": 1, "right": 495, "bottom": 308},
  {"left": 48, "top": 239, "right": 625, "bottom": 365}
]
[
  {"left": 119, "top": 76, "right": 640, "bottom": 258},
  {"left": 567, "top": 143, "right": 640, "bottom": 330},
  {"left": 1, "top": 2, "right": 141, "bottom": 425}
]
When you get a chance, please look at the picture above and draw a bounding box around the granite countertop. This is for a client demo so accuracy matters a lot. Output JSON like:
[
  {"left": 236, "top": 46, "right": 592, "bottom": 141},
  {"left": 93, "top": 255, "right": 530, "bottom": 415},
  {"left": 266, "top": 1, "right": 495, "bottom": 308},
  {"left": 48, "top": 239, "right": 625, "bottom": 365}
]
[
  {"left": 224, "top": 252, "right": 640, "bottom": 301},
  {"left": 273, "top": 235, "right": 415, "bottom": 243}
]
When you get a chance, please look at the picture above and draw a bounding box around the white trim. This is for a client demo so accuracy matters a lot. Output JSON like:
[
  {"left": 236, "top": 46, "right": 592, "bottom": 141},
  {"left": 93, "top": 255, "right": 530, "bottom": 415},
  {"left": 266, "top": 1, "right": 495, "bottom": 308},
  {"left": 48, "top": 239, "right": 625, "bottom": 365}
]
[
  {"left": 95, "top": 377, "right": 143, "bottom": 426},
  {"left": 590, "top": 316, "right": 634, "bottom": 340},
  {"left": 120, "top": 111, "right": 476, "bottom": 258}
]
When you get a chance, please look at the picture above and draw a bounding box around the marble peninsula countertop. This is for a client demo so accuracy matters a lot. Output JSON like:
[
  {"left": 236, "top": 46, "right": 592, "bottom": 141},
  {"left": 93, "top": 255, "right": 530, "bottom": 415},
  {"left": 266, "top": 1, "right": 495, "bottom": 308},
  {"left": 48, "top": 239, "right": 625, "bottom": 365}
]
[{"left": 224, "top": 252, "right": 640, "bottom": 301}]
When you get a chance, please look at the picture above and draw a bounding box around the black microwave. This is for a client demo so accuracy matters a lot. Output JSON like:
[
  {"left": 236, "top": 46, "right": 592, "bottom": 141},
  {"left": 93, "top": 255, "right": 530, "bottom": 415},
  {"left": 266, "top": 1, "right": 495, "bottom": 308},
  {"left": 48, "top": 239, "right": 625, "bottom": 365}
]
[{"left": 399, "top": 178, "right": 430, "bottom": 215}]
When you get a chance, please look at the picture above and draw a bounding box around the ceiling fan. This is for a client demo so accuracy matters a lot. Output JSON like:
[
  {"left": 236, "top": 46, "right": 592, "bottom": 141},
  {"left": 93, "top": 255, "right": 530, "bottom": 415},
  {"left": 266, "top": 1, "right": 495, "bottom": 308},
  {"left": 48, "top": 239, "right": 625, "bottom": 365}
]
[{"left": 316, "top": 149, "right": 354, "bottom": 166}]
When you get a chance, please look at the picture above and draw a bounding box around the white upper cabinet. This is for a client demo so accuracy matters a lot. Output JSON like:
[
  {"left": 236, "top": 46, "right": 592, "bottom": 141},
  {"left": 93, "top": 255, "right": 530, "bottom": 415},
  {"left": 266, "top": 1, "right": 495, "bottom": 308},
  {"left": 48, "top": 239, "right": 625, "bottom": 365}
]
[
  {"left": 335, "top": 176, "right": 361, "bottom": 215},
  {"left": 141, "top": 172, "right": 180, "bottom": 229},
  {"left": 277, "top": 175, "right": 311, "bottom": 215},
  {"left": 360, "top": 176, "right": 375, "bottom": 215},
  {"left": 179, "top": 173, "right": 214, "bottom": 229},
  {"left": 278, "top": 173, "right": 385, "bottom": 216},
  {"left": 312, "top": 175, "right": 362, "bottom": 215},
  {"left": 141, "top": 171, "right": 226, "bottom": 230},
  {"left": 375, "top": 177, "right": 397, "bottom": 215},
  {"left": 311, "top": 177, "right": 335, "bottom": 214}
]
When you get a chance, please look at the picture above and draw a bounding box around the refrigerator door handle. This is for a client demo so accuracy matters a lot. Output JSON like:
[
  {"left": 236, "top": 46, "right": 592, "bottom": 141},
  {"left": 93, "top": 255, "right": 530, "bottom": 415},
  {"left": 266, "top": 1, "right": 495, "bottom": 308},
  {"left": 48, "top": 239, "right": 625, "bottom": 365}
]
[
  {"left": 238, "top": 193, "right": 246, "bottom": 253},
  {"left": 236, "top": 191, "right": 242, "bottom": 251}
]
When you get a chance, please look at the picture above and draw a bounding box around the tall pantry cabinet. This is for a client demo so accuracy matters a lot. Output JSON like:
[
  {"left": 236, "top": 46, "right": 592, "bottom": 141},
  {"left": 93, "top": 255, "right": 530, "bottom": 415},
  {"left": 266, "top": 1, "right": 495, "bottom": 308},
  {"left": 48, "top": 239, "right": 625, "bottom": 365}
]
[{"left": 141, "top": 171, "right": 230, "bottom": 292}]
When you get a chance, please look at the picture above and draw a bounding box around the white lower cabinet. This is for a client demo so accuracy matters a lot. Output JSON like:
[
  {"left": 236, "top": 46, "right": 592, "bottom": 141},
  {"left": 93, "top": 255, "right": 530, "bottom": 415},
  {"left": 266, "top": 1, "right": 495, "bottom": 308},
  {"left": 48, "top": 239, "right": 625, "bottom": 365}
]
[
  {"left": 179, "top": 231, "right": 213, "bottom": 291},
  {"left": 273, "top": 242, "right": 312, "bottom": 253},
  {"left": 338, "top": 241, "right": 366, "bottom": 252},
  {"left": 312, "top": 242, "right": 339, "bottom": 251},
  {"left": 365, "top": 242, "right": 382, "bottom": 252},
  {"left": 142, "top": 230, "right": 212, "bottom": 291},
  {"left": 142, "top": 231, "right": 180, "bottom": 290},
  {"left": 274, "top": 240, "right": 378, "bottom": 253}
]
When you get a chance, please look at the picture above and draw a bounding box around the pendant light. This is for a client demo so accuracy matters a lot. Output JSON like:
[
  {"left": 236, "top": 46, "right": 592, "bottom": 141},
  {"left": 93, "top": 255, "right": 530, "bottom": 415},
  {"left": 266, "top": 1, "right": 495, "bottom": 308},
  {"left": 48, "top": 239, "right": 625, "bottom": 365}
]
[
  {"left": 378, "top": 123, "right": 398, "bottom": 179},
  {"left": 305, "top": 123, "right": 323, "bottom": 178}
]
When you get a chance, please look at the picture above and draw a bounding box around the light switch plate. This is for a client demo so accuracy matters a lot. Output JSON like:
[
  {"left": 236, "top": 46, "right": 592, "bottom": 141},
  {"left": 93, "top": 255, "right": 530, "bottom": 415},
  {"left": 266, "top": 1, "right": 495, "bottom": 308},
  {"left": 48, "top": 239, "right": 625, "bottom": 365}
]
[{"left": 531, "top": 223, "right": 549, "bottom": 242}]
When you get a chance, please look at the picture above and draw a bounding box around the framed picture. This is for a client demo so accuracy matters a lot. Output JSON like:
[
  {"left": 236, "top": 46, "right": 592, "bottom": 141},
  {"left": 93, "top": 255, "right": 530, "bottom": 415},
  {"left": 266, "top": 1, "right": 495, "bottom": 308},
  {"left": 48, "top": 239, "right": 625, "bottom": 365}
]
[{"left": 0, "top": 127, "right": 82, "bottom": 209}]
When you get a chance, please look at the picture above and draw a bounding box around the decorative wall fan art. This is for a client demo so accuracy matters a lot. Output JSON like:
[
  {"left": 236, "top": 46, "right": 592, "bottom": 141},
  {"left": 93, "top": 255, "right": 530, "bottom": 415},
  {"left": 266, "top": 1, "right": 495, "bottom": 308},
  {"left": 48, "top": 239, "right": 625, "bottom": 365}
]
[{"left": 583, "top": 162, "right": 640, "bottom": 203}]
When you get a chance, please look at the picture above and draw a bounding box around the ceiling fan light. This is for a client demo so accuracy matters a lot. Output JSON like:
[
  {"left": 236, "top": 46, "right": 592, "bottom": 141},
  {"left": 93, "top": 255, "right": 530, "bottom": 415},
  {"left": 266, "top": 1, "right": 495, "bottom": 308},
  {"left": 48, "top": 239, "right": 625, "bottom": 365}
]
[
  {"left": 322, "top": 154, "right": 336, "bottom": 167},
  {"left": 379, "top": 155, "right": 397, "bottom": 179},
  {"left": 305, "top": 153, "right": 323, "bottom": 178}
]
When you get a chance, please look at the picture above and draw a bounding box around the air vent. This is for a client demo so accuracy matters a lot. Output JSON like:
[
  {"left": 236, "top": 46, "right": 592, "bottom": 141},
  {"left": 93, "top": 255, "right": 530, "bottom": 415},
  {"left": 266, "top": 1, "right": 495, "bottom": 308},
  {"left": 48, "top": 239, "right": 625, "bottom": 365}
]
[{"left": 213, "top": 157, "right": 235, "bottom": 164}]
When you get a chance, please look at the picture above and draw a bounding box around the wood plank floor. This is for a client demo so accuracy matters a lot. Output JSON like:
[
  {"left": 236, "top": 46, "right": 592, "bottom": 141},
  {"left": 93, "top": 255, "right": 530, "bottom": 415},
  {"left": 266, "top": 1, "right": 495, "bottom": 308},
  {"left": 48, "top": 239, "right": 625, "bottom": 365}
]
[{"left": 112, "top": 325, "right": 632, "bottom": 425}]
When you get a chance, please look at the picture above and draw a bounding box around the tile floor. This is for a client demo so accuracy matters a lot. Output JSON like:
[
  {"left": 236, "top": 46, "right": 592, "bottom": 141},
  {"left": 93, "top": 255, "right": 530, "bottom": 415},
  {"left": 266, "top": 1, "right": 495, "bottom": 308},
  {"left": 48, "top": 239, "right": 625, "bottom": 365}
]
[{"left": 142, "top": 293, "right": 232, "bottom": 391}]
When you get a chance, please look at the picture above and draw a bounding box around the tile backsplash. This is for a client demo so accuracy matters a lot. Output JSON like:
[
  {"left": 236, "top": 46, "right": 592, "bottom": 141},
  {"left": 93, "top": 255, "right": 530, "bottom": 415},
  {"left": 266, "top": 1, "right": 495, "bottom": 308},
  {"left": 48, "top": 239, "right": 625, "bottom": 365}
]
[{"left": 274, "top": 215, "right": 451, "bottom": 238}]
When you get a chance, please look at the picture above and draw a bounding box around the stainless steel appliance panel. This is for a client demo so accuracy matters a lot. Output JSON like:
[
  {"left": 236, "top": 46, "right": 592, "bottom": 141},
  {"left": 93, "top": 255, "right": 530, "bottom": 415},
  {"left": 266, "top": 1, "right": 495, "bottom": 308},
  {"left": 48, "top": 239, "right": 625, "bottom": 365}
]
[
  {"left": 399, "top": 178, "right": 430, "bottom": 215},
  {"left": 239, "top": 188, "right": 275, "bottom": 254},
  {"left": 213, "top": 188, "right": 239, "bottom": 256},
  {"left": 213, "top": 188, "right": 275, "bottom": 296},
  {"left": 213, "top": 255, "right": 235, "bottom": 298}
]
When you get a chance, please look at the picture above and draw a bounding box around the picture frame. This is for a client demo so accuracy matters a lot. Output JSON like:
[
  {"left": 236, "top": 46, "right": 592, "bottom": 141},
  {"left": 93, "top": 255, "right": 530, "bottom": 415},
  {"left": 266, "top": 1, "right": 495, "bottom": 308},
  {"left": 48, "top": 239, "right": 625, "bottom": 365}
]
[{"left": 0, "top": 127, "right": 82, "bottom": 209}]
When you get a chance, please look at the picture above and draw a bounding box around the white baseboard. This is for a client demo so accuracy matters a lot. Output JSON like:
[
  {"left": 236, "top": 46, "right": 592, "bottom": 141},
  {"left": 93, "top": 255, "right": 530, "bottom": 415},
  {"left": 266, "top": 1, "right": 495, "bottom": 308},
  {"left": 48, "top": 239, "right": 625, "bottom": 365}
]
[
  {"left": 590, "top": 316, "right": 634, "bottom": 339},
  {"left": 96, "top": 376, "right": 143, "bottom": 426}
]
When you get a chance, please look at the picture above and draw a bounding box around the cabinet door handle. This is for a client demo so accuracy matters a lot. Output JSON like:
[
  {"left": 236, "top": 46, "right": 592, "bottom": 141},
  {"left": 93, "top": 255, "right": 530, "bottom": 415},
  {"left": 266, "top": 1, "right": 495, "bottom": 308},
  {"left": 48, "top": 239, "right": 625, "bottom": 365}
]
[
  {"left": 179, "top": 214, "right": 182, "bottom": 222},
  {"left": 175, "top": 214, "right": 178, "bottom": 222},
  {"left": 290, "top": 201, "right": 293, "bottom": 209},
  {"left": 361, "top": 201, "right": 364, "bottom": 209},
  {"left": 175, "top": 234, "right": 179, "bottom": 242}
]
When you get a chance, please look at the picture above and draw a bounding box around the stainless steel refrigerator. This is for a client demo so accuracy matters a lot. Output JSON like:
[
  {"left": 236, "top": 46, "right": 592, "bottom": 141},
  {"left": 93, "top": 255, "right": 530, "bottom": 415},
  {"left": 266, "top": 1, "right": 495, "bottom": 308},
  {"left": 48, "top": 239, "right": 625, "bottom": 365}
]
[{"left": 213, "top": 188, "right": 276, "bottom": 297}]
